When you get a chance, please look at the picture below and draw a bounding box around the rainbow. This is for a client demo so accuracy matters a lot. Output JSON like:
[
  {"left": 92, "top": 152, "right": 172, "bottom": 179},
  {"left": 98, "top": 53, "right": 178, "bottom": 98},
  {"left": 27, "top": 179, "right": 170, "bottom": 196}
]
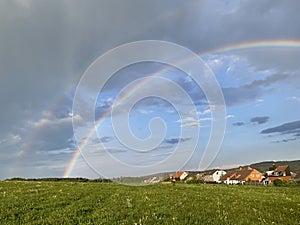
[
  {"left": 14, "top": 39, "right": 300, "bottom": 178},
  {"left": 63, "top": 39, "right": 300, "bottom": 178},
  {"left": 62, "top": 65, "right": 174, "bottom": 178},
  {"left": 11, "top": 82, "right": 76, "bottom": 177},
  {"left": 200, "top": 39, "right": 300, "bottom": 55}
]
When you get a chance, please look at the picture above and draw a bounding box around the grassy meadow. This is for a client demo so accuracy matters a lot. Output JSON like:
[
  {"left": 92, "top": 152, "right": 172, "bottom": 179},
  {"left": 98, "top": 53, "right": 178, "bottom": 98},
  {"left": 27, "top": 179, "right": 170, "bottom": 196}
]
[{"left": 0, "top": 181, "right": 299, "bottom": 224}]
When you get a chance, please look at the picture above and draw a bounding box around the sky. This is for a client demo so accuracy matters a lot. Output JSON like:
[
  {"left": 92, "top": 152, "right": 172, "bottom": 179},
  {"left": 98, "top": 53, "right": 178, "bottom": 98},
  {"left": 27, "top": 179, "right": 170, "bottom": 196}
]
[{"left": 0, "top": 0, "right": 300, "bottom": 179}]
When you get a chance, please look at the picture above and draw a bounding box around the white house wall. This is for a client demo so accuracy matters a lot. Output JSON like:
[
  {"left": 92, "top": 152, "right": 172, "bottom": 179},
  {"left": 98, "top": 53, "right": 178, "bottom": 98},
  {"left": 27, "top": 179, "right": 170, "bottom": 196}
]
[{"left": 212, "top": 170, "right": 227, "bottom": 183}]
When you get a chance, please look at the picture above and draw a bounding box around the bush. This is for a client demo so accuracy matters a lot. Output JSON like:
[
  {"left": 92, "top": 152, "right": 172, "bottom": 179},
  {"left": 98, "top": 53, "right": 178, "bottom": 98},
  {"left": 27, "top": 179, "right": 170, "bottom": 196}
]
[
  {"left": 186, "top": 177, "right": 204, "bottom": 184},
  {"left": 162, "top": 177, "right": 171, "bottom": 182},
  {"left": 273, "top": 179, "right": 283, "bottom": 186},
  {"left": 294, "top": 179, "right": 300, "bottom": 186},
  {"left": 273, "top": 179, "right": 295, "bottom": 187}
]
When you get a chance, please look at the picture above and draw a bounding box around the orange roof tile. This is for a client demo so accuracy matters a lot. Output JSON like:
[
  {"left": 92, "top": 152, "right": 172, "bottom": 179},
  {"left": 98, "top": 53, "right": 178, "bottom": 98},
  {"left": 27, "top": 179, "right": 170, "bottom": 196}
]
[{"left": 220, "top": 168, "right": 261, "bottom": 181}]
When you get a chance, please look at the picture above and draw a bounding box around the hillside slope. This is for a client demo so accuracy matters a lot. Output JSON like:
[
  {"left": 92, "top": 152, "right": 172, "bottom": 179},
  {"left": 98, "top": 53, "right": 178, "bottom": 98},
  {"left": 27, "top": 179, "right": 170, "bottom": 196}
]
[{"left": 249, "top": 160, "right": 300, "bottom": 172}]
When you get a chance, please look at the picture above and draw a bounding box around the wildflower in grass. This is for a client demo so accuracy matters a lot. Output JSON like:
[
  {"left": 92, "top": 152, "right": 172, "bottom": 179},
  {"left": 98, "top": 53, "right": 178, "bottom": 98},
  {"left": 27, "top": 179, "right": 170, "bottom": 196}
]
[{"left": 126, "top": 198, "right": 132, "bottom": 208}]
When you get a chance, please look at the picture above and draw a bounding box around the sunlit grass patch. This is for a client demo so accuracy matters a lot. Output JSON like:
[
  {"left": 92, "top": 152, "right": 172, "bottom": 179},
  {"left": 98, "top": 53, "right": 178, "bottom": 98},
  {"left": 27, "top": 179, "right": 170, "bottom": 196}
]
[{"left": 0, "top": 181, "right": 299, "bottom": 224}]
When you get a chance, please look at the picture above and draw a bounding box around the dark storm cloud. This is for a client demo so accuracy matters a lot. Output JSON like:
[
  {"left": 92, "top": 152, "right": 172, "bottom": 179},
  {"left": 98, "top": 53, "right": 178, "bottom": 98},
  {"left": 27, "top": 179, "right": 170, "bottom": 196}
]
[
  {"left": 193, "top": 1, "right": 300, "bottom": 76},
  {"left": 225, "top": 0, "right": 300, "bottom": 72},
  {"left": 0, "top": 1, "right": 186, "bottom": 134},
  {"left": 223, "top": 73, "right": 288, "bottom": 106},
  {"left": 246, "top": 74, "right": 288, "bottom": 88},
  {"left": 0, "top": 1, "right": 78, "bottom": 137},
  {"left": 0, "top": 0, "right": 297, "bottom": 137},
  {"left": 261, "top": 120, "right": 300, "bottom": 134},
  {"left": 280, "top": 129, "right": 300, "bottom": 136},
  {"left": 271, "top": 138, "right": 297, "bottom": 144},
  {"left": 165, "top": 137, "right": 191, "bottom": 144},
  {"left": 194, "top": 1, "right": 300, "bottom": 52},
  {"left": 100, "top": 136, "right": 113, "bottom": 143},
  {"left": 28, "top": 116, "right": 81, "bottom": 152},
  {"left": 232, "top": 122, "right": 245, "bottom": 126},
  {"left": 261, "top": 120, "right": 300, "bottom": 144},
  {"left": 233, "top": 116, "right": 269, "bottom": 127},
  {"left": 251, "top": 116, "right": 269, "bottom": 125}
]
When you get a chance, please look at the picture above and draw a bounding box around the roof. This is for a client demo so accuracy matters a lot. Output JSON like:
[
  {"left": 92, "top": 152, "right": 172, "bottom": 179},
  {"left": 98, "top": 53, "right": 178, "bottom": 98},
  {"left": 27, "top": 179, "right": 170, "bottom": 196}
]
[
  {"left": 274, "top": 165, "right": 289, "bottom": 172},
  {"left": 171, "top": 171, "right": 188, "bottom": 179},
  {"left": 268, "top": 175, "right": 292, "bottom": 182},
  {"left": 269, "top": 165, "right": 291, "bottom": 176},
  {"left": 294, "top": 171, "right": 300, "bottom": 180},
  {"left": 220, "top": 170, "right": 252, "bottom": 181},
  {"left": 203, "top": 169, "right": 218, "bottom": 176},
  {"left": 199, "top": 169, "right": 226, "bottom": 176},
  {"left": 220, "top": 168, "right": 261, "bottom": 182}
]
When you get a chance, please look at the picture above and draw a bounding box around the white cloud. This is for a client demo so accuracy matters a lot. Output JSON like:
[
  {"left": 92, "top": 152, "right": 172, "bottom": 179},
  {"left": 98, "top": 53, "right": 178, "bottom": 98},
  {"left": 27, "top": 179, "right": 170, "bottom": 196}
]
[
  {"left": 180, "top": 122, "right": 200, "bottom": 128},
  {"left": 139, "top": 109, "right": 153, "bottom": 115},
  {"left": 184, "top": 108, "right": 212, "bottom": 117},
  {"left": 198, "top": 108, "right": 212, "bottom": 115},
  {"left": 199, "top": 117, "right": 212, "bottom": 122},
  {"left": 30, "top": 114, "right": 83, "bottom": 128},
  {"left": 184, "top": 75, "right": 193, "bottom": 84},
  {"left": 255, "top": 99, "right": 264, "bottom": 103},
  {"left": 176, "top": 116, "right": 197, "bottom": 123},
  {"left": 289, "top": 96, "right": 300, "bottom": 102},
  {"left": 176, "top": 116, "right": 212, "bottom": 128},
  {"left": 176, "top": 116, "right": 199, "bottom": 127},
  {"left": 166, "top": 109, "right": 175, "bottom": 114},
  {"left": 37, "top": 148, "right": 74, "bottom": 156},
  {"left": 0, "top": 134, "right": 21, "bottom": 146},
  {"left": 226, "top": 115, "right": 235, "bottom": 119},
  {"left": 205, "top": 55, "right": 223, "bottom": 70}
]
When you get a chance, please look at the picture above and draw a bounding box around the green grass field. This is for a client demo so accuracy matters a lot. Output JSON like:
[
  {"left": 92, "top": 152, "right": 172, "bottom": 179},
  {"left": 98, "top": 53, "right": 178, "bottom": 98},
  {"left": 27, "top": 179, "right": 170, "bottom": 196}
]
[{"left": 0, "top": 181, "right": 299, "bottom": 224}]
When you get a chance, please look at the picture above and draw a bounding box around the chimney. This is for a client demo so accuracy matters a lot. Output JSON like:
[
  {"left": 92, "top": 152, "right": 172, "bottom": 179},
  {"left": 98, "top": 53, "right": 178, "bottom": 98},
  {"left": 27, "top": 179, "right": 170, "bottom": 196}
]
[{"left": 239, "top": 166, "right": 243, "bottom": 171}]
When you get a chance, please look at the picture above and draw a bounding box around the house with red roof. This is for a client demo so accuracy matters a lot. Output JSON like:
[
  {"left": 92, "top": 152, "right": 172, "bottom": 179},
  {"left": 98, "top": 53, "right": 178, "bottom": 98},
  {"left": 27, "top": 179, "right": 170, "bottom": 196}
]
[
  {"left": 264, "top": 165, "right": 292, "bottom": 184},
  {"left": 220, "top": 166, "right": 262, "bottom": 185},
  {"left": 170, "top": 171, "right": 189, "bottom": 181},
  {"left": 199, "top": 169, "right": 227, "bottom": 183}
]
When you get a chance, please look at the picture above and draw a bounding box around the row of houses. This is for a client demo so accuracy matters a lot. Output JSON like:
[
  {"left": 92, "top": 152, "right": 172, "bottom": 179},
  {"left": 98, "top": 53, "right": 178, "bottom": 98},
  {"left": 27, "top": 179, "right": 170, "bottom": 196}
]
[{"left": 154, "top": 164, "right": 299, "bottom": 185}]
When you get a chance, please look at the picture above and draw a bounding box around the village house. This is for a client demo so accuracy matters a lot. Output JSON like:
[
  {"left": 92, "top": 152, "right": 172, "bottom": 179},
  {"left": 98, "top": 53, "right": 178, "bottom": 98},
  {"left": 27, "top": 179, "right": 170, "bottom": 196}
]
[
  {"left": 198, "top": 169, "right": 227, "bottom": 183},
  {"left": 195, "top": 172, "right": 205, "bottom": 181},
  {"left": 263, "top": 165, "right": 292, "bottom": 184},
  {"left": 292, "top": 171, "right": 300, "bottom": 181},
  {"left": 170, "top": 171, "right": 189, "bottom": 181},
  {"left": 143, "top": 176, "right": 160, "bottom": 184},
  {"left": 220, "top": 166, "right": 262, "bottom": 185}
]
